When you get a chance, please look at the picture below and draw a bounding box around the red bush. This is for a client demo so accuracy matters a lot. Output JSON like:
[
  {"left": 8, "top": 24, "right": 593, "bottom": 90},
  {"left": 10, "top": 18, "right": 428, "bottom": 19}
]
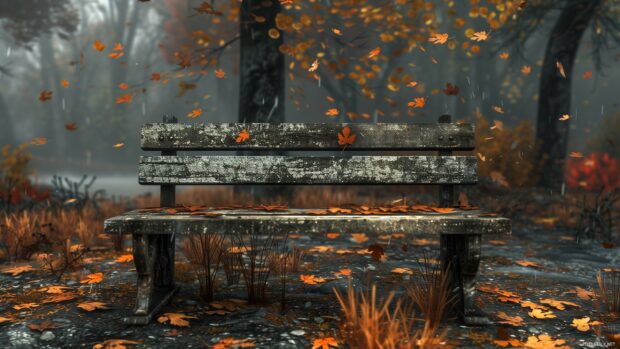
[{"left": 566, "top": 152, "right": 620, "bottom": 191}]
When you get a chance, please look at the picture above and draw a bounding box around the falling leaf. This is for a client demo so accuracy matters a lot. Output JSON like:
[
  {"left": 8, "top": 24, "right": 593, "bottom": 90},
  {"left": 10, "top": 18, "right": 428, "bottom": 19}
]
[
  {"left": 113, "top": 143, "right": 124, "bottom": 148},
  {"left": 108, "top": 51, "right": 124, "bottom": 59},
  {"left": 215, "top": 69, "right": 225, "bottom": 78},
  {"left": 334, "top": 268, "right": 352, "bottom": 277},
  {"left": 235, "top": 129, "right": 250, "bottom": 143},
  {"left": 521, "top": 65, "right": 531, "bottom": 75},
  {"left": 471, "top": 31, "right": 489, "bottom": 41},
  {"left": 93, "top": 339, "right": 141, "bottom": 349},
  {"left": 78, "top": 301, "right": 109, "bottom": 312},
  {"left": 112, "top": 42, "right": 124, "bottom": 51},
  {"left": 337, "top": 126, "right": 356, "bottom": 148},
  {"left": 309, "top": 59, "right": 319, "bottom": 72},
  {"left": 80, "top": 272, "right": 104, "bottom": 284},
  {"left": 300, "top": 274, "right": 327, "bottom": 285},
  {"left": 116, "top": 93, "right": 133, "bottom": 104},
  {"left": 492, "top": 106, "right": 504, "bottom": 114},
  {"left": 569, "top": 151, "right": 583, "bottom": 158},
  {"left": 443, "top": 83, "right": 459, "bottom": 96},
  {"left": 325, "top": 108, "right": 339, "bottom": 116},
  {"left": 28, "top": 320, "right": 56, "bottom": 332},
  {"left": 158, "top": 313, "right": 198, "bottom": 327},
  {"left": 60, "top": 79, "right": 70, "bottom": 88},
  {"left": 407, "top": 97, "right": 426, "bottom": 108},
  {"left": 582, "top": 71, "right": 592, "bottom": 80},
  {"left": 499, "top": 52, "right": 509, "bottom": 59},
  {"left": 187, "top": 108, "right": 203, "bottom": 119},
  {"left": 13, "top": 303, "right": 39, "bottom": 310},
  {"left": 30, "top": 137, "right": 47, "bottom": 146},
  {"left": 558, "top": 114, "right": 570, "bottom": 121},
  {"left": 2, "top": 265, "right": 34, "bottom": 276},
  {"left": 92, "top": 40, "right": 106, "bottom": 52},
  {"left": 331, "top": 28, "right": 342, "bottom": 36},
  {"left": 407, "top": 81, "right": 418, "bottom": 87},
  {"left": 428, "top": 33, "right": 449, "bottom": 45},
  {"left": 528, "top": 308, "right": 556, "bottom": 319},
  {"left": 150, "top": 73, "right": 161, "bottom": 81},
  {"left": 116, "top": 254, "right": 133, "bottom": 263},
  {"left": 477, "top": 153, "right": 486, "bottom": 162},
  {"left": 368, "top": 47, "right": 381, "bottom": 59},
  {"left": 39, "top": 90, "right": 53, "bottom": 102},
  {"left": 556, "top": 60, "right": 566, "bottom": 78},
  {"left": 490, "top": 120, "right": 504, "bottom": 130},
  {"left": 312, "top": 337, "right": 338, "bottom": 349},
  {"left": 118, "top": 83, "right": 129, "bottom": 90},
  {"left": 65, "top": 122, "right": 77, "bottom": 131},
  {"left": 350, "top": 233, "right": 368, "bottom": 243},
  {"left": 497, "top": 311, "right": 523, "bottom": 326}
]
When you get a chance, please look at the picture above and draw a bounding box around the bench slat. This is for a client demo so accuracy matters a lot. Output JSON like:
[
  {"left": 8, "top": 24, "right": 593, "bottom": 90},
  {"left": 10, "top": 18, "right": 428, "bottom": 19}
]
[
  {"left": 141, "top": 123, "right": 474, "bottom": 150},
  {"left": 104, "top": 210, "right": 510, "bottom": 236},
  {"left": 138, "top": 155, "right": 477, "bottom": 185}
]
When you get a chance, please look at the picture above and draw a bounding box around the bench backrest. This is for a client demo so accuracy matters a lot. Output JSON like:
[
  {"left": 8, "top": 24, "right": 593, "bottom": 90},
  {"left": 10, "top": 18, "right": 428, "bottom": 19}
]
[{"left": 142, "top": 115, "right": 475, "bottom": 206}]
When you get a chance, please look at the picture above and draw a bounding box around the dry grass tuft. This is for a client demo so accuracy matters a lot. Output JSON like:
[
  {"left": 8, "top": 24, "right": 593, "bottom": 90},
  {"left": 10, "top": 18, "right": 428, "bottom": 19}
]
[
  {"left": 335, "top": 283, "right": 449, "bottom": 349},
  {"left": 182, "top": 232, "right": 225, "bottom": 302}
]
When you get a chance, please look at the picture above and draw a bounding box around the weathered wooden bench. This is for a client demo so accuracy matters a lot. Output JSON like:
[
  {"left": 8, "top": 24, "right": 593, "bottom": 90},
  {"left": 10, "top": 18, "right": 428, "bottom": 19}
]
[{"left": 104, "top": 114, "right": 511, "bottom": 325}]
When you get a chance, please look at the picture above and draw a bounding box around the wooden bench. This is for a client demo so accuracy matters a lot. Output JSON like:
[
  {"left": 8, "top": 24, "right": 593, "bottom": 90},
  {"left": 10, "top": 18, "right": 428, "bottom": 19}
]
[{"left": 104, "top": 114, "right": 511, "bottom": 325}]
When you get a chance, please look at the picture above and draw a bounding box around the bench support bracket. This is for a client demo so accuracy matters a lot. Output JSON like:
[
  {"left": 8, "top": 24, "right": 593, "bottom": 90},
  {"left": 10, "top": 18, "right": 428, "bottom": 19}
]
[{"left": 440, "top": 233, "right": 491, "bottom": 326}]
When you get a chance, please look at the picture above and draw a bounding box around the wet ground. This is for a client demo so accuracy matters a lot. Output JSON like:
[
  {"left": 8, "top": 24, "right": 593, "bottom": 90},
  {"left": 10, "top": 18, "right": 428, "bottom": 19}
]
[{"left": 0, "top": 217, "right": 618, "bottom": 348}]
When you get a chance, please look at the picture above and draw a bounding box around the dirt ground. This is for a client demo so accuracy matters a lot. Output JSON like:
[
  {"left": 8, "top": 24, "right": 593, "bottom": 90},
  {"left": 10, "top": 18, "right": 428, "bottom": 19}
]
[{"left": 0, "top": 215, "right": 618, "bottom": 349}]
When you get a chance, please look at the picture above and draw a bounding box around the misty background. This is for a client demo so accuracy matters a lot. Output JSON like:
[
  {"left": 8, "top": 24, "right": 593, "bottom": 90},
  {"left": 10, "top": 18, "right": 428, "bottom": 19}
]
[{"left": 0, "top": 0, "right": 618, "bottom": 196}]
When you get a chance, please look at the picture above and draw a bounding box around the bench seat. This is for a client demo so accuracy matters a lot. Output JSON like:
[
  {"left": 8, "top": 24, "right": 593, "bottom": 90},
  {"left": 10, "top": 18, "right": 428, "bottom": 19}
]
[{"left": 105, "top": 208, "right": 511, "bottom": 237}]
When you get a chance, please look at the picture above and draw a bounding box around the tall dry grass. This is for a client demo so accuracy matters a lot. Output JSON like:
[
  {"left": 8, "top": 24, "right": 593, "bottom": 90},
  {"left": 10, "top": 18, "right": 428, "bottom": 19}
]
[
  {"left": 335, "top": 283, "right": 448, "bottom": 349},
  {"left": 182, "top": 232, "right": 225, "bottom": 302}
]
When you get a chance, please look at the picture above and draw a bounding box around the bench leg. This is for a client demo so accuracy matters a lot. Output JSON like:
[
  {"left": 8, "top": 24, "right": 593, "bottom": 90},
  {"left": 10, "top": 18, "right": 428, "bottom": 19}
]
[
  {"left": 124, "top": 234, "right": 178, "bottom": 325},
  {"left": 440, "top": 234, "right": 492, "bottom": 326}
]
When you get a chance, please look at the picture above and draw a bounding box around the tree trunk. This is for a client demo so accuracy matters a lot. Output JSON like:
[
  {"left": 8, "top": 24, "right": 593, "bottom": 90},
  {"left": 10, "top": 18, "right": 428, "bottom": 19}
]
[
  {"left": 535, "top": 0, "right": 603, "bottom": 191},
  {"left": 237, "top": 0, "right": 286, "bottom": 201}
]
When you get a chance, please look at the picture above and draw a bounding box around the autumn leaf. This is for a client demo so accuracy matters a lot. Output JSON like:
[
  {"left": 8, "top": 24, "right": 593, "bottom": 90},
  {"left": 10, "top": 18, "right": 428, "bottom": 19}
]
[
  {"left": 523, "top": 335, "right": 569, "bottom": 349},
  {"left": 2, "top": 265, "right": 34, "bottom": 276},
  {"left": 528, "top": 308, "right": 556, "bottom": 319},
  {"left": 60, "top": 79, "right": 70, "bottom": 88},
  {"left": 477, "top": 153, "right": 486, "bottom": 162},
  {"left": 41, "top": 292, "right": 77, "bottom": 304},
  {"left": 118, "top": 82, "right": 129, "bottom": 90},
  {"left": 350, "top": 233, "right": 368, "bottom": 243},
  {"left": 112, "top": 42, "right": 124, "bottom": 51},
  {"left": 13, "top": 303, "right": 39, "bottom": 310},
  {"left": 40, "top": 285, "right": 69, "bottom": 294},
  {"left": 391, "top": 267, "right": 413, "bottom": 275},
  {"left": 28, "top": 320, "right": 56, "bottom": 332},
  {"left": 312, "top": 337, "right": 338, "bottom": 349},
  {"left": 515, "top": 260, "right": 542, "bottom": 269},
  {"left": 428, "top": 33, "right": 449, "bottom": 45},
  {"left": 214, "top": 69, "right": 225, "bottom": 78},
  {"left": 0, "top": 316, "right": 13, "bottom": 324},
  {"left": 113, "top": 143, "right": 124, "bottom": 148},
  {"left": 331, "top": 28, "right": 342, "bottom": 36},
  {"left": 116, "top": 93, "right": 133, "bottom": 104},
  {"left": 158, "top": 312, "right": 198, "bottom": 327},
  {"left": 116, "top": 254, "right": 133, "bottom": 263},
  {"left": 108, "top": 51, "right": 124, "bottom": 59},
  {"left": 39, "top": 90, "right": 53, "bottom": 102},
  {"left": 334, "top": 268, "right": 352, "bottom": 277},
  {"left": 569, "top": 151, "right": 583, "bottom": 158},
  {"left": 407, "top": 81, "right": 418, "bottom": 87},
  {"left": 558, "top": 114, "right": 570, "bottom": 121},
  {"left": 443, "top": 83, "right": 459, "bottom": 96},
  {"left": 64, "top": 122, "right": 77, "bottom": 131},
  {"left": 497, "top": 311, "right": 523, "bottom": 326},
  {"left": 539, "top": 299, "right": 579, "bottom": 310},
  {"left": 300, "top": 274, "right": 327, "bottom": 285},
  {"left": 325, "top": 108, "right": 339, "bottom": 116},
  {"left": 407, "top": 97, "right": 426, "bottom": 108},
  {"left": 80, "top": 272, "right": 104, "bottom": 284},
  {"left": 150, "top": 72, "right": 161, "bottom": 81},
  {"left": 187, "top": 108, "right": 203, "bottom": 119},
  {"left": 78, "top": 301, "right": 109, "bottom": 312},
  {"left": 309, "top": 59, "right": 319, "bottom": 72},
  {"left": 571, "top": 317, "right": 602, "bottom": 332},
  {"left": 492, "top": 106, "right": 504, "bottom": 114},
  {"left": 337, "top": 126, "right": 356, "bottom": 148},
  {"left": 30, "top": 137, "right": 47, "bottom": 145},
  {"left": 499, "top": 52, "right": 509, "bottom": 59},
  {"left": 521, "top": 65, "right": 531, "bottom": 75},
  {"left": 92, "top": 40, "right": 106, "bottom": 52},
  {"left": 556, "top": 60, "right": 566, "bottom": 78},
  {"left": 326, "top": 232, "right": 340, "bottom": 239},
  {"left": 236, "top": 129, "right": 250, "bottom": 143},
  {"left": 573, "top": 287, "right": 596, "bottom": 300},
  {"left": 582, "top": 70, "right": 592, "bottom": 80},
  {"left": 471, "top": 31, "right": 489, "bottom": 42},
  {"left": 93, "top": 339, "right": 141, "bottom": 349},
  {"left": 367, "top": 47, "right": 381, "bottom": 59},
  {"left": 430, "top": 207, "right": 456, "bottom": 213}
]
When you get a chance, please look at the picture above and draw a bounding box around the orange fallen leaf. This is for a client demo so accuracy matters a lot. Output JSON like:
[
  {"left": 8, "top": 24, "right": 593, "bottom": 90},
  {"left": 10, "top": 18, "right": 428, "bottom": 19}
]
[
  {"left": 60, "top": 79, "right": 70, "bottom": 88},
  {"left": 157, "top": 312, "right": 198, "bottom": 327},
  {"left": 573, "top": 287, "right": 596, "bottom": 300},
  {"left": 430, "top": 207, "right": 455, "bottom": 214},
  {"left": 215, "top": 69, "right": 225, "bottom": 78},
  {"left": 93, "top": 339, "right": 141, "bottom": 349},
  {"left": 407, "top": 81, "right": 418, "bottom": 87},
  {"left": 187, "top": 108, "right": 203, "bottom": 119},
  {"left": 40, "top": 285, "right": 69, "bottom": 294},
  {"left": 523, "top": 334, "right": 569, "bottom": 349},
  {"left": 113, "top": 143, "right": 124, "bottom": 148},
  {"left": 428, "top": 33, "right": 449, "bottom": 45},
  {"left": 326, "top": 232, "right": 340, "bottom": 239},
  {"left": 92, "top": 40, "right": 106, "bottom": 52},
  {"left": 528, "top": 308, "right": 556, "bottom": 319},
  {"left": 539, "top": 299, "right": 579, "bottom": 310},
  {"left": 367, "top": 47, "right": 381, "bottom": 58},
  {"left": 78, "top": 301, "right": 109, "bottom": 312},
  {"left": 571, "top": 316, "right": 602, "bottom": 332},
  {"left": 150, "top": 73, "right": 161, "bottom": 81},
  {"left": 108, "top": 51, "right": 124, "bottom": 59},
  {"left": 80, "top": 272, "right": 104, "bottom": 284},
  {"left": 0, "top": 316, "right": 13, "bottom": 324},
  {"left": 236, "top": 129, "right": 250, "bottom": 143},
  {"left": 569, "top": 151, "right": 583, "bottom": 158},
  {"left": 582, "top": 70, "right": 592, "bottom": 80},
  {"left": 116, "top": 254, "right": 133, "bottom": 263},
  {"left": 112, "top": 42, "right": 124, "bottom": 51},
  {"left": 309, "top": 59, "right": 319, "bottom": 72},
  {"left": 558, "top": 114, "right": 570, "bottom": 121},
  {"left": 300, "top": 274, "right": 327, "bottom": 285},
  {"left": 521, "top": 65, "right": 531, "bottom": 75},
  {"left": 497, "top": 311, "right": 523, "bottom": 326},
  {"left": 325, "top": 108, "right": 339, "bottom": 116},
  {"left": 41, "top": 292, "right": 77, "bottom": 303},
  {"left": 407, "top": 97, "right": 426, "bottom": 108},
  {"left": 471, "top": 31, "right": 489, "bottom": 42},
  {"left": 334, "top": 268, "right": 352, "bottom": 277},
  {"left": 2, "top": 265, "right": 34, "bottom": 276},
  {"left": 13, "top": 303, "right": 39, "bottom": 310},
  {"left": 492, "top": 106, "right": 504, "bottom": 114},
  {"left": 499, "top": 52, "right": 509, "bottom": 59},
  {"left": 350, "top": 233, "right": 368, "bottom": 243},
  {"left": 28, "top": 320, "right": 56, "bottom": 332},
  {"left": 337, "top": 126, "right": 356, "bottom": 148},
  {"left": 39, "top": 90, "right": 53, "bottom": 102},
  {"left": 116, "top": 93, "right": 133, "bottom": 104},
  {"left": 391, "top": 267, "right": 413, "bottom": 275},
  {"left": 30, "top": 137, "right": 47, "bottom": 145},
  {"left": 515, "top": 260, "right": 542, "bottom": 269},
  {"left": 118, "top": 83, "right": 129, "bottom": 90},
  {"left": 312, "top": 337, "right": 338, "bottom": 349}
]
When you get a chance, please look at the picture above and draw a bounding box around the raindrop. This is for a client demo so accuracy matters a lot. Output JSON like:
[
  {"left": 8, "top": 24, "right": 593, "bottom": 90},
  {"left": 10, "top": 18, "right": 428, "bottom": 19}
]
[
  {"left": 62, "top": 98, "right": 66, "bottom": 111},
  {"left": 318, "top": 77, "right": 321, "bottom": 88},
  {"left": 6, "top": 47, "right": 10, "bottom": 57},
  {"left": 142, "top": 101, "right": 146, "bottom": 116},
  {"left": 601, "top": 104, "right": 604, "bottom": 115}
]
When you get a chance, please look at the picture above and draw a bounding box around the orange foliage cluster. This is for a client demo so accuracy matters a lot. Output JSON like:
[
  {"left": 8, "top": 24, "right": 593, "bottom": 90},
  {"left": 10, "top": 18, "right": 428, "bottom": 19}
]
[
  {"left": 0, "top": 144, "right": 49, "bottom": 207},
  {"left": 565, "top": 152, "right": 620, "bottom": 191}
]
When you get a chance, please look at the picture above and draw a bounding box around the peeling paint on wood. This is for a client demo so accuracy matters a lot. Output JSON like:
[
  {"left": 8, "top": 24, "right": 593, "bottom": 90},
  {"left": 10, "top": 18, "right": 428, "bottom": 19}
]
[
  {"left": 138, "top": 155, "right": 477, "bottom": 185},
  {"left": 141, "top": 123, "right": 475, "bottom": 150},
  {"left": 104, "top": 209, "right": 511, "bottom": 236}
]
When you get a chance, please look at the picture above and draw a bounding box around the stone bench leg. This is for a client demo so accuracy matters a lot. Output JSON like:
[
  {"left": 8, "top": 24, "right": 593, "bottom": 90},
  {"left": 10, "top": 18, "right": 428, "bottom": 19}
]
[
  {"left": 124, "top": 234, "right": 178, "bottom": 325},
  {"left": 440, "top": 233, "right": 491, "bottom": 326}
]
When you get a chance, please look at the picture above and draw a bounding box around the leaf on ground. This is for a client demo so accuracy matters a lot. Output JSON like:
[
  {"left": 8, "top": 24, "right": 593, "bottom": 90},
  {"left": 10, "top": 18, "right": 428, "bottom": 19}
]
[
  {"left": 407, "top": 97, "right": 426, "bottom": 108},
  {"left": 573, "top": 287, "right": 596, "bottom": 300},
  {"left": 539, "top": 299, "right": 579, "bottom": 310},
  {"left": 520, "top": 301, "right": 547, "bottom": 311},
  {"left": 115, "top": 254, "right": 133, "bottom": 263},
  {"left": 300, "top": 274, "right": 327, "bottom": 285},
  {"left": 13, "top": 303, "right": 39, "bottom": 310},
  {"left": 528, "top": 308, "right": 556, "bottom": 319},
  {"left": 334, "top": 268, "right": 352, "bottom": 277},
  {"left": 312, "top": 337, "right": 339, "bottom": 349},
  {"left": 571, "top": 317, "right": 602, "bottom": 332},
  {"left": 326, "top": 233, "right": 340, "bottom": 239},
  {"left": 496, "top": 311, "right": 523, "bottom": 326},
  {"left": 93, "top": 339, "right": 142, "bottom": 349},
  {"left": 236, "top": 129, "right": 250, "bottom": 143},
  {"left": 78, "top": 301, "right": 109, "bottom": 311},
  {"left": 2, "top": 265, "right": 34, "bottom": 276},
  {"left": 27, "top": 320, "right": 56, "bottom": 332},
  {"left": 428, "top": 33, "right": 449, "bottom": 44},
  {"left": 391, "top": 267, "right": 413, "bottom": 275},
  {"left": 157, "top": 313, "right": 197, "bottom": 327},
  {"left": 523, "top": 334, "right": 569, "bottom": 349},
  {"left": 350, "top": 233, "right": 368, "bottom": 243},
  {"left": 80, "top": 272, "right": 104, "bottom": 284},
  {"left": 0, "top": 316, "right": 14, "bottom": 324},
  {"left": 41, "top": 292, "right": 78, "bottom": 303},
  {"left": 515, "top": 260, "right": 542, "bottom": 269}
]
